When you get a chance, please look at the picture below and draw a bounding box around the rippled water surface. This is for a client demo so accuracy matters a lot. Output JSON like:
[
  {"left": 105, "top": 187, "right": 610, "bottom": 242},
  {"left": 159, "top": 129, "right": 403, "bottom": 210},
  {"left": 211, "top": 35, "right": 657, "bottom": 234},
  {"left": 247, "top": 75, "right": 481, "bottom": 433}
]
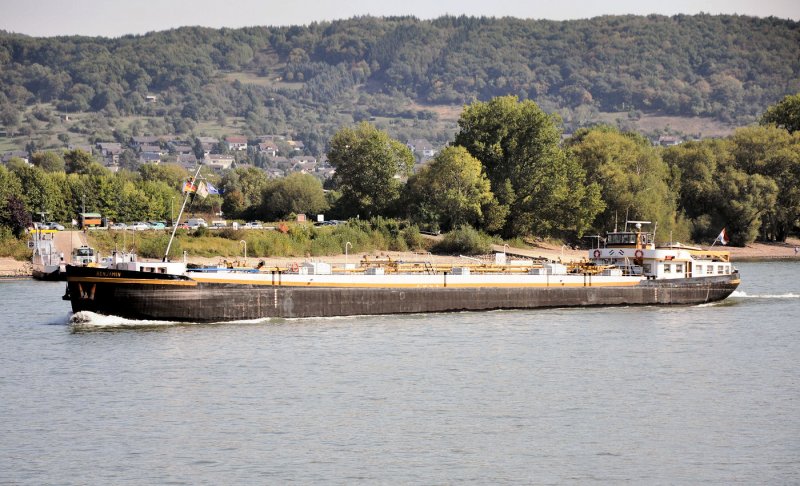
[{"left": 1, "top": 262, "right": 799, "bottom": 484}]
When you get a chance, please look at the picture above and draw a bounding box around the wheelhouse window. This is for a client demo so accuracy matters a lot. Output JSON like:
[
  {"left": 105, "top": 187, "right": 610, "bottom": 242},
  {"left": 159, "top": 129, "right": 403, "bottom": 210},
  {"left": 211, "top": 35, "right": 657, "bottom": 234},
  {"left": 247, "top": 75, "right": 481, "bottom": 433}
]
[
  {"left": 676, "top": 263, "right": 683, "bottom": 273},
  {"left": 664, "top": 263, "right": 671, "bottom": 273},
  {"left": 706, "top": 266, "right": 713, "bottom": 275},
  {"left": 607, "top": 233, "right": 637, "bottom": 245},
  {"left": 696, "top": 265, "right": 703, "bottom": 274},
  {"left": 717, "top": 265, "right": 724, "bottom": 275}
]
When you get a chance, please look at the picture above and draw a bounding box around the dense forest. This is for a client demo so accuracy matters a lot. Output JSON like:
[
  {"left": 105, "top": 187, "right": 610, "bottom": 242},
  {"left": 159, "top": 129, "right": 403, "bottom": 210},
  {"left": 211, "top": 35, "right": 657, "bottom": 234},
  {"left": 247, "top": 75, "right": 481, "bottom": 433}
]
[{"left": 1, "top": 14, "right": 799, "bottom": 152}]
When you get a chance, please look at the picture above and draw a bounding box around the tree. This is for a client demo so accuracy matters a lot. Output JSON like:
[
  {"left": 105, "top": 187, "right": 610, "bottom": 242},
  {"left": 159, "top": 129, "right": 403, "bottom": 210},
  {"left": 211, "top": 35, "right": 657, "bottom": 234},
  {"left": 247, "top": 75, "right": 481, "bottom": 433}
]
[
  {"left": 0, "top": 166, "right": 24, "bottom": 233},
  {"left": 64, "top": 149, "right": 99, "bottom": 174},
  {"left": 0, "top": 104, "right": 20, "bottom": 133},
  {"left": 666, "top": 136, "right": 783, "bottom": 245},
  {"left": 405, "top": 146, "right": 493, "bottom": 231},
  {"left": 220, "top": 166, "right": 270, "bottom": 219},
  {"left": 715, "top": 168, "right": 778, "bottom": 246},
  {"left": 30, "top": 151, "right": 65, "bottom": 172},
  {"left": 568, "top": 126, "right": 686, "bottom": 240},
  {"left": 259, "top": 173, "right": 329, "bottom": 220},
  {"left": 118, "top": 149, "right": 140, "bottom": 172},
  {"left": 327, "top": 122, "right": 413, "bottom": 218},
  {"left": 8, "top": 164, "right": 67, "bottom": 223},
  {"left": 760, "top": 93, "right": 800, "bottom": 134},
  {"left": 728, "top": 126, "right": 800, "bottom": 241},
  {"left": 2, "top": 196, "right": 32, "bottom": 237},
  {"left": 454, "top": 96, "right": 603, "bottom": 237},
  {"left": 139, "top": 163, "right": 189, "bottom": 188}
]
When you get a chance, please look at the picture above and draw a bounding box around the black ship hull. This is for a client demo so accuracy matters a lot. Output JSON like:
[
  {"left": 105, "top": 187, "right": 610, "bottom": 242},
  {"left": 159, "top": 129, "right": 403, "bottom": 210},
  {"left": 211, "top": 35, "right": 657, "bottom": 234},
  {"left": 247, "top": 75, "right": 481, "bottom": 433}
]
[{"left": 65, "top": 266, "right": 741, "bottom": 322}]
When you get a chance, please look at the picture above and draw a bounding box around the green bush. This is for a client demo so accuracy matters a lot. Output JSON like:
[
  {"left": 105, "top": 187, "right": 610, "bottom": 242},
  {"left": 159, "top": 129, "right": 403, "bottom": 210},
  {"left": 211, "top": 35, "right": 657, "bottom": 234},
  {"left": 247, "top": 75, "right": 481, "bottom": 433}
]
[
  {"left": 218, "top": 227, "right": 247, "bottom": 241},
  {"left": 400, "top": 225, "right": 426, "bottom": 251},
  {"left": 0, "top": 229, "right": 32, "bottom": 260},
  {"left": 432, "top": 226, "right": 493, "bottom": 255}
]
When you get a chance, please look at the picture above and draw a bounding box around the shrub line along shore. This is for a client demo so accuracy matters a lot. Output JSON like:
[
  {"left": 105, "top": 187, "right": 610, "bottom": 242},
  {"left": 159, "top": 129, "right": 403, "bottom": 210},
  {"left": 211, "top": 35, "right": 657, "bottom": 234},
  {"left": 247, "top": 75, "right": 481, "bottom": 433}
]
[{"left": 3, "top": 238, "right": 798, "bottom": 278}]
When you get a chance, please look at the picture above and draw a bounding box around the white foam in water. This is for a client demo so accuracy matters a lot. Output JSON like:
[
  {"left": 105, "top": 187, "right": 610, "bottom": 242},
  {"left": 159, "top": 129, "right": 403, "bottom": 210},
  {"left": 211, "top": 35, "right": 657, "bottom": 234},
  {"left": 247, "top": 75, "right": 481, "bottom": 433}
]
[
  {"left": 730, "top": 290, "right": 799, "bottom": 299},
  {"left": 68, "top": 311, "right": 284, "bottom": 330},
  {"left": 70, "top": 311, "right": 182, "bottom": 330}
]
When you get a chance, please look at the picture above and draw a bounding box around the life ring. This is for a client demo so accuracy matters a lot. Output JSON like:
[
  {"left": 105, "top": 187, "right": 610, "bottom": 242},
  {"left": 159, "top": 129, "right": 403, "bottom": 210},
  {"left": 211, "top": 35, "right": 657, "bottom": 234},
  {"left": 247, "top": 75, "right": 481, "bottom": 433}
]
[
  {"left": 593, "top": 249, "right": 601, "bottom": 258},
  {"left": 635, "top": 249, "right": 644, "bottom": 259},
  {"left": 290, "top": 262, "right": 299, "bottom": 272}
]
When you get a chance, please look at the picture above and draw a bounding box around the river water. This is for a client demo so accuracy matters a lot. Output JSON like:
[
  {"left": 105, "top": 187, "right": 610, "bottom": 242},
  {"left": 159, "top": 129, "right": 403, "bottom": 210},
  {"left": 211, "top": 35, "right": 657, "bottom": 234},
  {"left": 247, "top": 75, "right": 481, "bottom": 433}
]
[{"left": 1, "top": 262, "right": 798, "bottom": 484}]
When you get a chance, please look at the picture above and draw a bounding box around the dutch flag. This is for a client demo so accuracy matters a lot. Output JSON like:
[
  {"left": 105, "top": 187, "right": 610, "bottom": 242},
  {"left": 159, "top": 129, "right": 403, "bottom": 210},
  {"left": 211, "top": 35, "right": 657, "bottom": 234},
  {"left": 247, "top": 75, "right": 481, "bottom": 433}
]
[{"left": 716, "top": 228, "right": 729, "bottom": 245}]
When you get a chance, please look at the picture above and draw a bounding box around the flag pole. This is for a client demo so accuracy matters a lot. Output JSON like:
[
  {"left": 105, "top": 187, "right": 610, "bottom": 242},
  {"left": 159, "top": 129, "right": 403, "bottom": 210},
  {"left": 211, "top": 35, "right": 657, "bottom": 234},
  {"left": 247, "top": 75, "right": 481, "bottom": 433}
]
[{"left": 164, "top": 164, "right": 203, "bottom": 262}]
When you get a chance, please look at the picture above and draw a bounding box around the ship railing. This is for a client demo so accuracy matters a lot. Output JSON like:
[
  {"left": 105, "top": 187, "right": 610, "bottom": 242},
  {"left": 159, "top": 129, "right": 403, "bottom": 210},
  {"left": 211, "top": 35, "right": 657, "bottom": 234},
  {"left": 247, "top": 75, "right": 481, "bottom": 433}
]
[{"left": 688, "top": 250, "right": 730, "bottom": 262}]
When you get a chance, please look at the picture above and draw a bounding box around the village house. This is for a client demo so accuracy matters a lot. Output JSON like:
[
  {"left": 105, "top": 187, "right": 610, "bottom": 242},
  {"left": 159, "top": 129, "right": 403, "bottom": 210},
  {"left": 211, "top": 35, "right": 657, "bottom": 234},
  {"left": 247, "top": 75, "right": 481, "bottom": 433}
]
[
  {"left": 286, "top": 140, "right": 305, "bottom": 152},
  {"left": 225, "top": 136, "right": 248, "bottom": 151},
  {"left": 139, "top": 152, "right": 162, "bottom": 164},
  {"left": 290, "top": 155, "right": 318, "bottom": 174},
  {"left": 139, "top": 144, "right": 164, "bottom": 155},
  {"left": 177, "top": 154, "right": 198, "bottom": 170},
  {"left": 97, "top": 142, "right": 123, "bottom": 164},
  {"left": 169, "top": 142, "right": 194, "bottom": 155},
  {"left": 257, "top": 141, "right": 279, "bottom": 157},
  {"left": 205, "top": 154, "right": 235, "bottom": 172},
  {"left": 406, "top": 139, "right": 437, "bottom": 159},
  {"left": 657, "top": 135, "right": 682, "bottom": 147}
]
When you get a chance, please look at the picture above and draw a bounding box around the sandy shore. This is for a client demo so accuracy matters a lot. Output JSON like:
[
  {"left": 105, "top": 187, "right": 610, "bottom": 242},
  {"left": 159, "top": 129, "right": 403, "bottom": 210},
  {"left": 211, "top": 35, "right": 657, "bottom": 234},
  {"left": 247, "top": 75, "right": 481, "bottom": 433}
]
[{"left": 3, "top": 237, "right": 798, "bottom": 277}]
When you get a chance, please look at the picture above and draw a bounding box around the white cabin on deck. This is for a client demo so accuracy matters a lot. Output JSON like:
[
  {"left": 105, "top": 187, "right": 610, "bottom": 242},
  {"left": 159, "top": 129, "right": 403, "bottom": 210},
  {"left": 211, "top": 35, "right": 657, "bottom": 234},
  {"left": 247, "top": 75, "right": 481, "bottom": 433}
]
[{"left": 589, "top": 221, "right": 734, "bottom": 279}]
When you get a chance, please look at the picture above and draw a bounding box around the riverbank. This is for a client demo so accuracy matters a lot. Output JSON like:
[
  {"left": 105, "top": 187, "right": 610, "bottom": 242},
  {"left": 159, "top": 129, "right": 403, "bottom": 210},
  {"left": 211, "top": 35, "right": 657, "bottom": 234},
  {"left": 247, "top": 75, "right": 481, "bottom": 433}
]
[
  {"left": 2, "top": 238, "right": 798, "bottom": 277},
  {"left": 0, "top": 258, "right": 31, "bottom": 278}
]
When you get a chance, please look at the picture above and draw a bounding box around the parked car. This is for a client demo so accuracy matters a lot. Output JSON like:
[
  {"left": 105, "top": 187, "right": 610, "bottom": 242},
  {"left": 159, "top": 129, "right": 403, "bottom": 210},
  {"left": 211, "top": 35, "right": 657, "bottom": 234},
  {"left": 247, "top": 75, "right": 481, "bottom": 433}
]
[
  {"left": 129, "top": 222, "right": 150, "bottom": 231},
  {"left": 148, "top": 221, "right": 166, "bottom": 229},
  {"left": 43, "top": 222, "right": 65, "bottom": 231},
  {"left": 176, "top": 222, "right": 190, "bottom": 230},
  {"left": 109, "top": 222, "right": 127, "bottom": 230},
  {"left": 243, "top": 221, "right": 264, "bottom": 229},
  {"left": 186, "top": 218, "right": 208, "bottom": 228}
]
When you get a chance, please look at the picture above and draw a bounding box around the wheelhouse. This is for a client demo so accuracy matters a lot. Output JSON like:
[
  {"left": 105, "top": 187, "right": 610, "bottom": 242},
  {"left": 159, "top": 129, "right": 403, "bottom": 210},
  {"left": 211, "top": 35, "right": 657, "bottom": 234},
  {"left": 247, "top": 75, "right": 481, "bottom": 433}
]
[{"left": 589, "top": 221, "right": 735, "bottom": 279}]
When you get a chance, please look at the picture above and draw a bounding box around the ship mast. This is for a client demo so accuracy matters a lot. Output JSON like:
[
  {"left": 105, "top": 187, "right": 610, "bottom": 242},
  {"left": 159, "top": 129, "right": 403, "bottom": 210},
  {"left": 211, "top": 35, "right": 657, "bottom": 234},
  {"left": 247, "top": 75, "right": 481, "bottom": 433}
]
[{"left": 163, "top": 164, "right": 203, "bottom": 262}]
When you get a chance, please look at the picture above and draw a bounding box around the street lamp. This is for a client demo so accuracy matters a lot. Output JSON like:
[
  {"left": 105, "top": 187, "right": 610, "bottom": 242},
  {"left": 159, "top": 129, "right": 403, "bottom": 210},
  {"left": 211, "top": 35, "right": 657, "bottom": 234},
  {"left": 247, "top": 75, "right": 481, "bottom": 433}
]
[
  {"left": 240, "top": 240, "right": 247, "bottom": 261},
  {"left": 345, "top": 241, "right": 352, "bottom": 271}
]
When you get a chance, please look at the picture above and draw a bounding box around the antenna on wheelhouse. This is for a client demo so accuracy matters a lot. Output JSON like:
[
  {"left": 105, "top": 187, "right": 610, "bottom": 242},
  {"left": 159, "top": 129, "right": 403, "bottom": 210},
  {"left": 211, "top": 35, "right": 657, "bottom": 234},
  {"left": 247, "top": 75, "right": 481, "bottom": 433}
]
[{"left": 164, "top": 164, "right": 203, "bottom": 262}]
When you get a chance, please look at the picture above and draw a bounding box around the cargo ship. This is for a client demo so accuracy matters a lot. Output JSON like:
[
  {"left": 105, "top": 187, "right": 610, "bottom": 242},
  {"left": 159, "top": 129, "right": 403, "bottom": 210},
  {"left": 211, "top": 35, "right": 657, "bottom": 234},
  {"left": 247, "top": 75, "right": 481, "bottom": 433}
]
[{"left": 63, "top": 221, "right": 740, "bottom": 322}]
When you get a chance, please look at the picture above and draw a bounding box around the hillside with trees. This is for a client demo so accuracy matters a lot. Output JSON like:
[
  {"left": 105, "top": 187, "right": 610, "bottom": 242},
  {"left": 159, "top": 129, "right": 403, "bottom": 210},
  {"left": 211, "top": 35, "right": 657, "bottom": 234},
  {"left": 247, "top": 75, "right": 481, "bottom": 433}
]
[
  {"left": 1, "top": 16, "right": 799, "bottom": 256},
  {"left": 1, "top": 14, "right": 799, "bottom": 153}
]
